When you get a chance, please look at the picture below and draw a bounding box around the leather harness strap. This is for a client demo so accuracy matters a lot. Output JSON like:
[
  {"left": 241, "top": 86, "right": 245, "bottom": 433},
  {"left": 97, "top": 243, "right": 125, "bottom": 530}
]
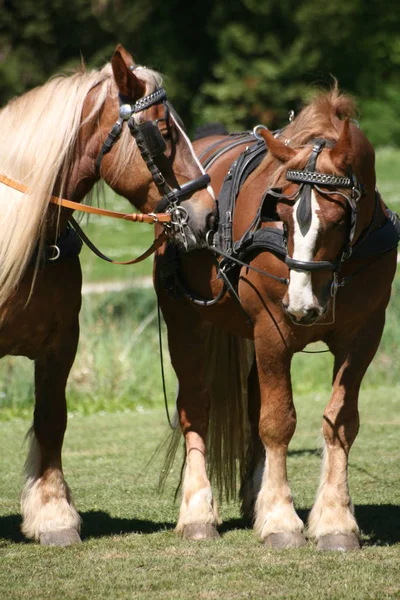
[
  {"left": 69, "top": 216, "right": 167, "bottom": 265},
  {"left": 0, "top": 174, "right": 172, "bottom": 224}
]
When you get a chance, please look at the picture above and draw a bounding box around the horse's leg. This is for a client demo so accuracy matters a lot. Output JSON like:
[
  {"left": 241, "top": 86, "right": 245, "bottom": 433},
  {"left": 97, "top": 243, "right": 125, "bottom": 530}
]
[
  {"left": 253, "top": 339, "right": 306, "bottom": 549},
  {"left": 21, "top": 320, "right": 81, "bottom": 546},
  {"left": 308, "top": 314, "right": 386, "bottom": 551},
  {"left": 160, "top": 297, "right": 220, "bottom": 540},
  {"left": 240, "top": 359, "right": 264, "bottom": 522}
]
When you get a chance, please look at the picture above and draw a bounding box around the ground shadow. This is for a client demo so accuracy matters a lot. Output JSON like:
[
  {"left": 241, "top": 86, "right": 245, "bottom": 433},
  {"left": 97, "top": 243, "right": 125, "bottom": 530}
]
[
  {"left": 0, "top": 514, "right": 27, "bottom": 544},
  {"left": 288, "top": 448, "right": 321, "bottom": 458},
  {"left": 81, "top": 511, "right": 175, "bottom": 539},
  {"left": 1, "top": 504, "right": 399, "bottom": 545},
  {"left": 356, "top": 504, "right": 400, "bottom": 546}
]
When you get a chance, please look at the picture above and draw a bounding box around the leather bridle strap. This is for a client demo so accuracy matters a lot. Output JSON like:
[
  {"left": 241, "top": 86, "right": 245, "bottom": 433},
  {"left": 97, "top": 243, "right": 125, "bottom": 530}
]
[
  {"left": 0, "top": 174, "right": 172, "bottom": 223},
  {"left": 69, "top": 216, "right": 167, "bottom": 264}
]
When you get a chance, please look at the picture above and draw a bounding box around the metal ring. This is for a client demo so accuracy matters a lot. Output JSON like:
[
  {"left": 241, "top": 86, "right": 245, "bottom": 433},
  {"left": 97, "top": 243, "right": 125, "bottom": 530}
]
[
  {"left": 253, "top": 124, "right": 269, "bottom": 140},
  {"left": 169, "top": 206, "right": 189, "bottom": 226},
  {"left": 47, "top": 245, "right": 60, "bottom": 261}
]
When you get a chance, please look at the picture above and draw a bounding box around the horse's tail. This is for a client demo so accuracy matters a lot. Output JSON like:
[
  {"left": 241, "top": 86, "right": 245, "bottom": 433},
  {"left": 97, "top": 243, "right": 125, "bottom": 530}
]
[
  {"left": 206, "top": 326, "right": 254, "bottom": 502},
  {"left": 160, "top": 325, "right": 254, "bottom": 503}
]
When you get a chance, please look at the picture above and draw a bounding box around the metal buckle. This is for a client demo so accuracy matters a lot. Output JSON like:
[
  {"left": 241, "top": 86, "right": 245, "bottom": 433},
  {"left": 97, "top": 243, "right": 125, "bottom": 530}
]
[{"left": 47, "top": 245, "right": 60, "bottom": 261}]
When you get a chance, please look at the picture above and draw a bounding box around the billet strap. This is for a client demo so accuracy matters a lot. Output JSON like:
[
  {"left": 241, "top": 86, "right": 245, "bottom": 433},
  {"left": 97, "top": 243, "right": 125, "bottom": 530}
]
[
  {"left": 70, "top": 217, "right": 167, "bottom": 265},
  {"left": 0, "top": 174, "right": 172, "bottom": 223}
]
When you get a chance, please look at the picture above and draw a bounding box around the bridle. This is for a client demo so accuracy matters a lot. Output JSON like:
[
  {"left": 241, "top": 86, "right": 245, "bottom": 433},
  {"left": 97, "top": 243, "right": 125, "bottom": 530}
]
[
  {"left": 266, "top": 139, "right": 363, "bottom": 279},
  {"left": 95, "top": 70, "right": 210, "bottom": 248}
]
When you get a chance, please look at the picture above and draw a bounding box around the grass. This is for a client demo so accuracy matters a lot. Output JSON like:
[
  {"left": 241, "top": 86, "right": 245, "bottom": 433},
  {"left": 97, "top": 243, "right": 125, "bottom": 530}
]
[
  {"left": 77, "top": 191, "right": 157, "bottom": 283},
  {"left": 0, "top": 288, "right": 177, "bottom": 418},
  {"left": 0, "top": 387, "right": 399, "bottom": 599}
]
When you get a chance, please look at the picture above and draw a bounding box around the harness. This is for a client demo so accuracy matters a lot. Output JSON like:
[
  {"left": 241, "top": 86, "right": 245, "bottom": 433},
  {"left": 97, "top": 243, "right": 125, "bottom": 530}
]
[
  {"left": 95, "top": 73, "right": 210, "bottom": 242},
  {"left": 167, "top": 131, "right": 400, "bottom": 315}
]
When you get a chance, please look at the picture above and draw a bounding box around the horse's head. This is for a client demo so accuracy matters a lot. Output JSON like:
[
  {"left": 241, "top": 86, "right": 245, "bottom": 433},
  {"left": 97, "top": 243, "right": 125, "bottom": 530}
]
[
  {"left": 84, "top": 45, "right": 216, "bottom": 250},
  {"left": 259, "top": 115, "right": 375, "bottom": 326}
]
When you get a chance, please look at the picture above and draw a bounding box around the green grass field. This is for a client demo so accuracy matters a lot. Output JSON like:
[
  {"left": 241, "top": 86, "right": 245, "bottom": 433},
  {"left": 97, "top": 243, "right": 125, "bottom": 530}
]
[{"left": 0, "top": 391, "right": 399, "bottom": 599}]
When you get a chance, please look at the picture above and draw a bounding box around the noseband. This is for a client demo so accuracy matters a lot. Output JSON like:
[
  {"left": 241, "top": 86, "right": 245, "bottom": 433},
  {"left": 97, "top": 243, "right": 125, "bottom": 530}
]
[
  {"left": 96, "top": 74, "right": 210, "bottom": 245},
  {"left": 268, "top": 139, "right": 363, "bottom": 274}
]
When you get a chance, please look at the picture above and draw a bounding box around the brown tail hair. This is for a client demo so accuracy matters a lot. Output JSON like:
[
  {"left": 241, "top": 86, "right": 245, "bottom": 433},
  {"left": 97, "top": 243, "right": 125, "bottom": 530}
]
[{"left": 160, "top": 325, "right": 254, "bottom": 503}]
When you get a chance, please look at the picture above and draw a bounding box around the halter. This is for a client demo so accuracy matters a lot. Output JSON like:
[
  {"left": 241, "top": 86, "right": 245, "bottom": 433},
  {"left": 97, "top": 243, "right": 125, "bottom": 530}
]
[
  {"left": 96, "top": 74, "right": 210, "bottom": 248},
  {"left": 266, "top": 138, "right": 363, "bottom": 275}
]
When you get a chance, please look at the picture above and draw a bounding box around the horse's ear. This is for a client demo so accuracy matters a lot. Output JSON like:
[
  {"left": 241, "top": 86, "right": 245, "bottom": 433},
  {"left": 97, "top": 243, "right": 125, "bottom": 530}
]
[
  {"left": 330, "top": 118, "right": 353, "bottom": 171},
  {"left": 111, "top": 44, "right": 146, "bottom": 101},
  {"left": 258, "top": 128, "right": 296, "bottom": 162}
]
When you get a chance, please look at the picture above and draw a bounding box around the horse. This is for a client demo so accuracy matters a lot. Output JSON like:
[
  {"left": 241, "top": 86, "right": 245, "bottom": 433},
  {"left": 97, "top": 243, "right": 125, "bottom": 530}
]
[
  {"left": 155, "top": 87, "right": 399, "bottom": 551},
  {"left": 0, "top": 43, "right": 216, "bottom": 546}
]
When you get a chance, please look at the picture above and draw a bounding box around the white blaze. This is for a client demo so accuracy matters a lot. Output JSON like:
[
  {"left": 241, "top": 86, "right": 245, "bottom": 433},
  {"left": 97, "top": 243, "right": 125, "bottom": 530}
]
[{"left": 287, "top": 190, "right": 321, "bottom": 317}]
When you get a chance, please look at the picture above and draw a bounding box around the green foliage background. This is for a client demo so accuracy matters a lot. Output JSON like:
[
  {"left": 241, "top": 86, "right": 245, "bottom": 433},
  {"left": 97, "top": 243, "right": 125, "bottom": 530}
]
[{"left": 0, "top": 0, "right": 399, "bottom": 144}]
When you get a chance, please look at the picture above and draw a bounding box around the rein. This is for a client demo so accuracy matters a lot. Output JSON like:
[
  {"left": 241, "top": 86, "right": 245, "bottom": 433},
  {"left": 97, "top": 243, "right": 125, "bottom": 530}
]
[
  {"left": 0, "top": 174, "right": 172, "bottom": 224},
  {"left": 0, "top": 173, "right": 170, "bottom": 265}
]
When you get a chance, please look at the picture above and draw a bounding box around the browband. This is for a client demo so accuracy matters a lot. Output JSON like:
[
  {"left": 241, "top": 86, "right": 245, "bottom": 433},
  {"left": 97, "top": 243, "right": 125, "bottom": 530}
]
[{"left": 286, "top": 169, "right": 353, "bottom": 189}]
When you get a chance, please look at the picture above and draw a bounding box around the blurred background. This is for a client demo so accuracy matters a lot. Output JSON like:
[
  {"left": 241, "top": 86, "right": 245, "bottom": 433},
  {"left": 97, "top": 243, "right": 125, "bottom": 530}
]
[
  {"left": 1, "top": 0, "right": 399, "bottom": 145},
  {"left": 0, "top": 0, "right": 399, "bottom": 416}
]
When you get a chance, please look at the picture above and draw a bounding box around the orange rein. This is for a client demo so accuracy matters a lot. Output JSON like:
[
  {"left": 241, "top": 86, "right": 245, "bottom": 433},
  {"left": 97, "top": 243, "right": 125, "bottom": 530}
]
[
  {"left": 0, "top": 174, "right": 172, "bottom": 224},
  {"left": 0, "top": 173, "right": 170, "bottom": 265}
]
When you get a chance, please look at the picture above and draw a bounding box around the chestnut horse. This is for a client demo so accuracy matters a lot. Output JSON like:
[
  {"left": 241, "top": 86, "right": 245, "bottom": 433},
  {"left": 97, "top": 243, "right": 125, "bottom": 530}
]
[
  {"left": 155, "top": 88, "right": 398, "bottom": 551},
  {"left": 0, "top": 44, "right": 215, "bottom": 545}
]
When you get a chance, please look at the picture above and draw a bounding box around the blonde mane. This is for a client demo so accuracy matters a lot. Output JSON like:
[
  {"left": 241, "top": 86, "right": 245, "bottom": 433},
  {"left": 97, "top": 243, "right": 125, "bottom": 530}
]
[
  {"left": 0, "top": 61, "right": 162, "bottom": 309},
  {"left": 262, "top": 87, "right": 357, "bottom": 188}
]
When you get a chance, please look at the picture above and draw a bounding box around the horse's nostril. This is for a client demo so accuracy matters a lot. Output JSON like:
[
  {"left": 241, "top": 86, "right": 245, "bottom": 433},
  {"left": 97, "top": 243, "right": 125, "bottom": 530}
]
[{"left": 308, "top": 308, "right": 320, "bottom": 321}]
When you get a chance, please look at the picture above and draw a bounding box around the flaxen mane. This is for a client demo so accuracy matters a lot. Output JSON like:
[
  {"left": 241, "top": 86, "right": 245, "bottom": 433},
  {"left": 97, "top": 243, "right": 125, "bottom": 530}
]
[{"left": 0, "top": 62, "right": 162, "bottom": 310}]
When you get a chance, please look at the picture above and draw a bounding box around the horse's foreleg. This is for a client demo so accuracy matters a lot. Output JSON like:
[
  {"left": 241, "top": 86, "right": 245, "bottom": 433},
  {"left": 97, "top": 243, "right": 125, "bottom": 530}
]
[
  {"left": 308, "top": 314, "right": 386, "bottom": 551},
  {"left": 254, "top": 346, "right": 306, "bottom": 548},
  {"left": 21, "top": 321, "right": 81, "bottom": 546}
]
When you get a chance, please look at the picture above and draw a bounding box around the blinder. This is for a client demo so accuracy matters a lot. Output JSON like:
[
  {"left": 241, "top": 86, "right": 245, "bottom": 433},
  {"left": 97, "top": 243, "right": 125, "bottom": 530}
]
[
  {"left": 135, "top": 120, "right": 167, "bottom": 157},
  {"left": 280, "top": 138, "right": 363, "bottom": 274}
]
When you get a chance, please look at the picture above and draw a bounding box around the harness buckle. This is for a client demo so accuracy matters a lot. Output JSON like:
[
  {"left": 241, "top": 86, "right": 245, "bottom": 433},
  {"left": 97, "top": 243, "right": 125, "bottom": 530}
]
[{"left": 148, "top": 213, "right": 159, "bottom": 224}]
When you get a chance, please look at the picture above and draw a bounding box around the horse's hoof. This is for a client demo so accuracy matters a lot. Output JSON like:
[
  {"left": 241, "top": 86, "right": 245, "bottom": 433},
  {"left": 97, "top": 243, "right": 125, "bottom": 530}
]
[
  {"left": 264, "top": 532, "right": 307, "bottom": 549},
  {"left": 317, "top": 533, "right": 360, "bottom": 552},
  {"left": 183, "top": 523, "right": 220, "bottom": 540},
  {"left": 40, "top": 529, "right": 82, "bottom": 547}
]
